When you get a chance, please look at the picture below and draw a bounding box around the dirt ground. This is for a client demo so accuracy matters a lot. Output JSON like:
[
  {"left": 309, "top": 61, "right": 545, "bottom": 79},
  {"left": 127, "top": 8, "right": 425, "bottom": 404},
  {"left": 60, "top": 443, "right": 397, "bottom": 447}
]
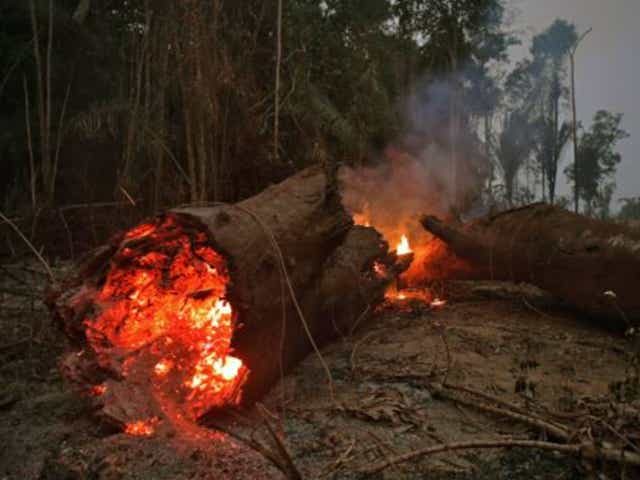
[{"left": 1, "top": 260, "right": 638, "bottom": 479}]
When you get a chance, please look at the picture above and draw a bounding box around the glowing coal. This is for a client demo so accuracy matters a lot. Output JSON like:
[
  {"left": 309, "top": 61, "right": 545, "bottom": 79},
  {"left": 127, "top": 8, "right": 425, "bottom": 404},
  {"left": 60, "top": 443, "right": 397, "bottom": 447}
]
[
  {"left": 125, "top": 418, "right": 159, "bottom": 436},
  {"left": 83, "top": 215, "right": 248, "bottom": 430}
]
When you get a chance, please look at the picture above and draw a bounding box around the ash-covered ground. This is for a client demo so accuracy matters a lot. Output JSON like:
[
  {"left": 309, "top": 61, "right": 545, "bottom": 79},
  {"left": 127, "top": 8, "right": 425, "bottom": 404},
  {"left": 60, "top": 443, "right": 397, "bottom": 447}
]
[{"left": 1, "top": 261, "right": 637, "bottom": 479}]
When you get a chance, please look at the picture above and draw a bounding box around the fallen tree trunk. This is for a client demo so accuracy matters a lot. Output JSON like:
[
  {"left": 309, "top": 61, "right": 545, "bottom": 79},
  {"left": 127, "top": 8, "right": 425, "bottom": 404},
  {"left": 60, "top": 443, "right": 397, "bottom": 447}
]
[
  {"left": 50, "top": 166, "right": 403, "bottom": 431},
  {"left": 421, "top": 203, "right": 640, "bottom": 329}
]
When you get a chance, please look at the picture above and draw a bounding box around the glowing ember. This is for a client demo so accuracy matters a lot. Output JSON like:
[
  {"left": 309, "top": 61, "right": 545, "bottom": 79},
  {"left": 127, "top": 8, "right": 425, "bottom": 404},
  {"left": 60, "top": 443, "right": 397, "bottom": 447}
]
[
  {"left": 154, "top": 359, "right": 173, "bottom": 377},
  {"left": 125, "top": 418, "right": 159, "bottom": 436},
  {"left": 214, "top": 356, "right": 243, "bottom": 381},
  {"left": 84, "top": 215, "right": 248, "bottom": 422},
  {"left": 124, "top": 222, "right": 157, "bottom": 240},
  {"left": 373, "top": 261, "right": 387, "bottom": 278},
  {"left": 396, "top": 235, "right": 412, "bottom": 256},
  {"left": 386, "top": 288, "right": 432, "bottom": 303},
  {"left": 90, "top": 384, "right": 107, "bottom": 396}
]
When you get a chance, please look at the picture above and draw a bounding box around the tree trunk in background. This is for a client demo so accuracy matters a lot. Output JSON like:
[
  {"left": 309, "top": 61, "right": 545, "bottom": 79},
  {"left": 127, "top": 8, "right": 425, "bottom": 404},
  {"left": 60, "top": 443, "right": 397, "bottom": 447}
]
[
  {"left": 72, "top": 0, "right": 91, "bottom": 24},
  {"left": 421, "top": 203, "right": 640, "bottom": 329},
  {"left": 29, "top": 0, "right": 55, "bottom": 205},
  {"left": 571, "top": 52, "right": 580, "bottom": 213},
  {"left": 120, "top": 10, "right": 150, "bottom": 192},
  {"left": 273, "top": 0, "right": 283, "bottom": 163},
  {"left": 152, "top": 20, "right": 170, "bottom": 211}
]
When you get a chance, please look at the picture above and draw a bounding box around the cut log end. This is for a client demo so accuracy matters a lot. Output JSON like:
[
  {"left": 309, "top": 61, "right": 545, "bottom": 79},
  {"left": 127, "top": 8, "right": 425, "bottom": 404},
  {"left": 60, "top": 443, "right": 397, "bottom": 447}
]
[{"left": 49, "top": 166, "right": 405, "bottom": 431}]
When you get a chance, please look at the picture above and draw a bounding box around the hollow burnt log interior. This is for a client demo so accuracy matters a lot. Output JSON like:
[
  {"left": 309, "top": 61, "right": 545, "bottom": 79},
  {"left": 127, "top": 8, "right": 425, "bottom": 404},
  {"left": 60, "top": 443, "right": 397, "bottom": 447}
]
[{"left": 50, "top": 167, "right": 407, "bottom": 434}]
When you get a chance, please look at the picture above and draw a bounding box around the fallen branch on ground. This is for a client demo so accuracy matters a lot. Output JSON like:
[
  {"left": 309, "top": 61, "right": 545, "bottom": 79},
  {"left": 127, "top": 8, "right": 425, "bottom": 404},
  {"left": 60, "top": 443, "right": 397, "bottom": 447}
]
[
  {"left": 257, "top": 403, "right": 303, "bottom": 480},
  {"left": 442, "top": 383, "right": 568, "bottom": 434},
  {"left": 359, "top": 438, "right": 640, "bottom": 475},
  {"left": 433, "top": 385, "right": 570, "bottom": 441}
]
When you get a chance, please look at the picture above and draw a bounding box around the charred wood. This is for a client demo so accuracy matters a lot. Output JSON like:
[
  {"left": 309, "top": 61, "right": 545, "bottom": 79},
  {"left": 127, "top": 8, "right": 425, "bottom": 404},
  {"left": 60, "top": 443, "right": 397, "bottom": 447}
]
[{"left": 421, "top": 203, "right": 640, "bottom": 329}]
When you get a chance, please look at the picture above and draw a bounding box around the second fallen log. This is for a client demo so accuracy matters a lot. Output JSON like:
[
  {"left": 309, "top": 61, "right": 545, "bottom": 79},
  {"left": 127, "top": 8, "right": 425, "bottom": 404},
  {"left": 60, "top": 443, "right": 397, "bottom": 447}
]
[{"left": 420, "top": 203, "right": 640, "bottom": 328}]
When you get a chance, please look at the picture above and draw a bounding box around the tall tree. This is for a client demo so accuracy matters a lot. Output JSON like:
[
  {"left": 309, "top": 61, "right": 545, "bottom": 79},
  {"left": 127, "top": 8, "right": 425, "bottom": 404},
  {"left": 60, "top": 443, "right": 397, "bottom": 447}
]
[
  {"left": 494, "top": 110, "right": 533, "bottom": 206},
  {"left": 565, "top": 110, "right": 628, "bottom": 216},
  {"left": 528, "top": 19, "right": 577, "bottom": 204}
]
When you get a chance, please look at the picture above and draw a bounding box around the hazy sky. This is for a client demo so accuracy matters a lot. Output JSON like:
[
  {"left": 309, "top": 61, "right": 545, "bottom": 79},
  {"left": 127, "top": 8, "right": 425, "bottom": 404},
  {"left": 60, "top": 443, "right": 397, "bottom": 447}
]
[{"left": 509, "top": 0, "right": 640, "bottom": 205}]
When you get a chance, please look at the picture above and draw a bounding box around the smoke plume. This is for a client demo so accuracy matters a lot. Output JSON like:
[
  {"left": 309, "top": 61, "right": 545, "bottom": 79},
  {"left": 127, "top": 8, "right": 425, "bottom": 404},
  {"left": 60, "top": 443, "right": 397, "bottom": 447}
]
[{"left": 339, "top": 76, "right": 490, "bottom": 283}]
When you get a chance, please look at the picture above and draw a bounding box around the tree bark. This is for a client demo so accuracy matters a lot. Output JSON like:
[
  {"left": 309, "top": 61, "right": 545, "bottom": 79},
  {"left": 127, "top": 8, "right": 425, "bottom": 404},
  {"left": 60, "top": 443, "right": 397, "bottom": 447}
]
[{"left": 421, "top": 203, "right": 640, "bottom": 329}]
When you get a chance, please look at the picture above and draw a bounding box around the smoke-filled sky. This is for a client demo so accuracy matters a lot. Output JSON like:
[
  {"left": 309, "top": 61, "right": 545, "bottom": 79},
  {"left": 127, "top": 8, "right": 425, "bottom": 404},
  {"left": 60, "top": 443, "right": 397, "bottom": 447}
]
[{"left": 510, "top": 0, "right": 640, "bottom": 205}]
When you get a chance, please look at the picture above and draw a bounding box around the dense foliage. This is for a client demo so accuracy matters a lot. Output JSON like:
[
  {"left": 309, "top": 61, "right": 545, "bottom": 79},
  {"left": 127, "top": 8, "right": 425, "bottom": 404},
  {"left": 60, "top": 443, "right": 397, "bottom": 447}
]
[{"left": 0, "top": 0, "right": 631, "bottom": 229}]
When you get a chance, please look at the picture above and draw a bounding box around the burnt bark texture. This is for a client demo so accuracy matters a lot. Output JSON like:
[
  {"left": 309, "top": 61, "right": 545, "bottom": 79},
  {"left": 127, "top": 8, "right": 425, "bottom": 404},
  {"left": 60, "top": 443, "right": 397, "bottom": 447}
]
[
  {"left": 50, "top": 166, "right": 401, "bottom": 425},
  {"left": 179, "top": 166, "right": 395, "bottom": 404},
  {"left": 421, "top": 203, "right": 640, "bottom": 329}
]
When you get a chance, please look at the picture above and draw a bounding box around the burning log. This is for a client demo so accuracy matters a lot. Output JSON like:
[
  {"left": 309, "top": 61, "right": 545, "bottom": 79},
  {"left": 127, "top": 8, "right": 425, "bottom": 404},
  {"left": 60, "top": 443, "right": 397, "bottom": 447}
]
[
  {"left": 50, "top": 166, "right": 404, "bottom": 432},
  {"left": 420, "top": 203, "right": 640, "bottom": 329}
]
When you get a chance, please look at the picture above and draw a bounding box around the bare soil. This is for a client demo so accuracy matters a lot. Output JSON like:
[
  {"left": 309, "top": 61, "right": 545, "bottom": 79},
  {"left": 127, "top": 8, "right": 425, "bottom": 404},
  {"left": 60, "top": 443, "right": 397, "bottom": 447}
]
[{"left": 0, "top": 262, "right": 637, "bottom": 479}]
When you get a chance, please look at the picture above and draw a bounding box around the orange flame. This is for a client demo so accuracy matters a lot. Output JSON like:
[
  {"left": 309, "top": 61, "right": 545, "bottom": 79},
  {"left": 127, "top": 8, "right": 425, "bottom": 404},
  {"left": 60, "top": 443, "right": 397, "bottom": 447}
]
[
  {"left": 353, "top": 212, "right": 371, "bottom": 227},
  {"left": 396, "top": 235, "right": 412, "bottom": 256}
]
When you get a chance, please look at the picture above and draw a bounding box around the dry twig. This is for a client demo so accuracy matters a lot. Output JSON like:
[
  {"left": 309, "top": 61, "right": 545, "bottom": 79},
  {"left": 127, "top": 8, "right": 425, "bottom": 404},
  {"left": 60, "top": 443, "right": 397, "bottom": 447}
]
[
  {"left": 257, "top": 403, "right": 303, "bottom": 480},
  {"left": 205, "top": 420, "right": 287, "bottom": 476}
]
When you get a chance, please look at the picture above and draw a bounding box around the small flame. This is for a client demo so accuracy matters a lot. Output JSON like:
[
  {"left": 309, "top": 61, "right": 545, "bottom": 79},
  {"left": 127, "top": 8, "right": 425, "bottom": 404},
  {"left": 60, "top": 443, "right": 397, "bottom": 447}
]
[
  {"left": 124, "top": 418, "right": 159, "bottom": 436},
  {"left": 353, "top": 212, "right": 371, "bottom": 227},
  {"left": 396, "top": 235, "right": 412, "bottom": 256},
  {"left": 385, "top": 287, "right": 437, "bottom": 305}
]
